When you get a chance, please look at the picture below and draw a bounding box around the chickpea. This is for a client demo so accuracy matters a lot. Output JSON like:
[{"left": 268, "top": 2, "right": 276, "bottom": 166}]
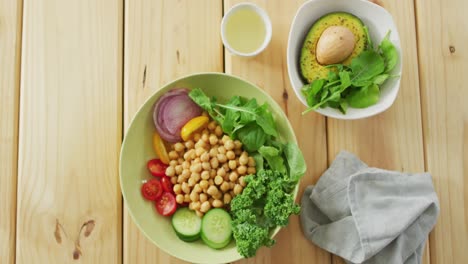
[
  {"left": 200, "top": 193, "right": 208, "bottom": 203},
  {"left": 248, "top": 157, "right": 256, "bottom": 167},
  {"left": 173, "top": 184, "right": 182, "bottom": 194},
  {"left": 200, "top": 201, "right": 211, "bottom": 213},
  {"left": 222, "top": 163, "right": 230, "bottom": 172},
  {"left": 180, "top": 168, "right": 190, "bottom": 178},
  {"left": 195, "top": 147, "right": 206, "bottom": 157},
  {"left": 239, "top": 176, "right": 247, "bottom": 187},
  {"left": 210, "top": 158, "right": 219, "bottom": 169},
  {"left": 201, "top": 152, "right": 210, "bottom": 162},
  {"left": 221, "top": 135, "right": 230, "bottom": 144},
  {"left": 207, "top": 185, "right": 219, "bottom": 196},
  {"left": 234, "top": 149, "right": 242, "bottom": 155},
  {"left": 214, "top": 175, "right": 224, "bottom": 185},
  {"left": 177, "top": 175, "right": 184, "bottom": 184},
  {"left": 213, "top": 191, "right": 223, "bottom": 200},
  {"left": 192, "top": 201, "right": 201, "bottom": 211},
  {"left": 193, "top": 133, "right": 201, "bottom": 142},
  {"left": 189, "top": 202, "right": 195, "bottom": 210},
  {"left": 195, "top": 210, "right": 204, "bottom": 218},
  {"left": 185, "top": 140, "right": 195, "bottom": 149},
  {"left": 226, "top": 150, "right": 235, "bottom": 160},
  {"left": 237, "top": 165, "right": 247, "bottom": 175},
  {"left": 182, "top": 182, "right": 190, "bottom": 194},
  {"left": 224, "top": 139, "right": 235, "bottom": 151},
  {"left": 228, "top": 160, "right": 237, "bottom": 170},
  {"left": 169, "top": 160, "right": 178, "bottom": 167},
  {"left": 190, "top": 191, "right": 199, "bottom": 202},
  {"left": 217, "top": 153, "right": 227, "bottom": 163},
  {"left": 208, "top": 197, "right": 215, "bottom": 205},
  {"left": 208, "top": 179, "right": 214, "bottom": 186},
  {"left": 247, "top": 167, "right": 256, "bottom": 175},
  {"left": 212, "top": 199, "right": 223, "bottom": 208},
  {"left": 234, "top": 140, "right": 242, "bottom": 150},
  {"left": 192, "top": 172, "right": 201, "bottom": 183},
  {"left": 229, "top": 182, "right": 235, "bottom": 190},
  {"left": 174, "top": 142, "right": 185, "bottom": 152},
  {"left": 202, "top": 128, "right": 209, "bottom": 135},
  {"left": 239, "top": 155, "right": 249, "bottom": 166},
  {"left": 214, "top": 126, "right": 223, "bottom": 137},
  {"left": 195, "top": 140, "right": 206, "bottom": 149},
  {"left": 188, "top": 177, "right": 196, "bottom": 187},
  {"left": 202, "top": 161, "right": 211, "bottom": 171},
  {"left": 169, "top": 151, "right": 179, "bottom": 160},
  {"left": 175, "top": 165, "right": 182, "bottom": 175},
  {"left": 176, "top": 194, "right": 184, "bottom": 204},
  {"left": 181, "top": 161, "right": 189, "bottom": 170},
  {"left": 201, "top": 133, "right": 209, "bottom": 143},
  {"left": 218, "top": 146, "right": 226, "bottom": 154},
  {"left": 199, "top": 180, "right": 209, "bottom": 189},
  {"left": 184, "top": 194, "right": 191, "bottom": 203},
  {"left": 210, "top": 169, "right": 217, "bottom": 178},
  {"left": 170, "top": 176, "right": 177, "bottom": 184},
  {"left": 194, "top": 157, "right": 201, "bottom": 164},
  {"left": 229, "top": 171, "right": 238, "bottom": 182},
  {"left": 217, "top": 167, "right": 226, "bottom": 177},
  {"left": 201, "top": 171, "right": 210, "bottom": 180},
  {"left": 208, "top": 121, "right": 217, "bottom": 131},
  {"left": 178, "top": 158, "right": 184, "bottom": 164},
  {"left": 224, "top": 193, "right": 232, "bottom": 204},
  {"left": 193, "top": 184, "right": 202, "bottom": 193},
  {"left": 233, "top": 184, "right": 243, "bottom": 195},
  {"left": 230, "top": 190, "right": 235, "bottom": 197},
  {"left": 190, "top": 163, "right": 202, "bottom": 173},
  {"left": 220, "top": 181, "right": 230, "bottom": 192},
  {"left": 209, "top": 134, "right": 218, "bottom": 145},
  {"left": 166, "top": 166, "right": 175, "bottom": 177}
]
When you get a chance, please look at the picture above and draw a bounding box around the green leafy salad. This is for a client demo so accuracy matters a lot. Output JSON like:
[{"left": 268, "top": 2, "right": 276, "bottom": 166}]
[
  {"left": 302, "top": 31, "right": 399, "bottom": 114},
  {"left": 189, "top": 89, "right": 306, "bottom": 257}
]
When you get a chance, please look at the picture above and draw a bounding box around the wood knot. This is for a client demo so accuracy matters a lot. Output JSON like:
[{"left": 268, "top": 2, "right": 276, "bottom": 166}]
[
  {"left": 449, "top": 45, "right": 456, "bottom": 54},
  {"left": 282, "top": 89, "right": 289, "bottom": 100}
]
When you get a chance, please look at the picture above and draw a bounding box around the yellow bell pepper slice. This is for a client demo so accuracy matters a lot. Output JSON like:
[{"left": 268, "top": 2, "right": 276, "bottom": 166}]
[
  {"left": 180, "top": 116, "right": 209, "bottom": 141},
  {"left": 153, "top": 131, "right": 170, "bottom": 164}
]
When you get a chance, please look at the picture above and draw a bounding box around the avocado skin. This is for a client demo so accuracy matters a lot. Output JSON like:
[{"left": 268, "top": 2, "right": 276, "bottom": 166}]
[{"left": 299, "top": 12, "right": 368, "bottom": 83}]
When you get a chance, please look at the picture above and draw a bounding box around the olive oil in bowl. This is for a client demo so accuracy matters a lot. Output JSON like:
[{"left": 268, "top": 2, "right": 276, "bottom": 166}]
[{"left": 222, "top": 3, "right": 272, "bottom": 57}]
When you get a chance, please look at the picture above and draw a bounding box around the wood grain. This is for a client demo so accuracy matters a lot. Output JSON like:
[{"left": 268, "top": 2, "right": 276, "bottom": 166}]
[
  {"left": 123, "top": 1, "right": 222, "bottom": 263},
  {"left": 223, "top": 1, "right": 330, "bottom": 263},
  {"left": 415, "top": 0, "right": 468, "bottom": 263},
  {"left": 16, "top": 0, "right": 122, "bottom": 262},
  {"left": 0, "top": 0, "right": 22, "bottom": 263},
  {"left": 327, "top": 0, "right": 429, "bottom": 264}
]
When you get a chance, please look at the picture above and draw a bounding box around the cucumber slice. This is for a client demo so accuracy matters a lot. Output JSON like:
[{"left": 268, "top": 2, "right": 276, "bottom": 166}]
[
  {"left": 172, "top": 208, "right": 202, "bottom": 242},
  {"left": 201, "top": 208, "right": 232, "bottom": 249}
]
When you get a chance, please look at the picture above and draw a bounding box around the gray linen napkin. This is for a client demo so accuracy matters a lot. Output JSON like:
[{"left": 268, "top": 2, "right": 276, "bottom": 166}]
[{"left": 300, "top": 151, "right": 439, "bottom": 264}]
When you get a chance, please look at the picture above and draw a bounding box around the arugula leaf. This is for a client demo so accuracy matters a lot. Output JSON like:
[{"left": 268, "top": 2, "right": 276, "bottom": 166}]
[
  {"left": 339, "top": 71, "right": 351, "bottom": 91},
  {"left": 373, "top": 74, "right": 389, "bottom": 85},
  {"left": 222, "top": 96, "right": 242, "bottom": 134},
  {"left": 346, "top": 84, "right": 380, "bottom": 108},
  {"left": 255, "top": 103, "right": 278, "bottom": 137},
  {"left": 251, "top": 152, "right": 264, "bottom": 171},
  {"left": 237, "top": 123, "right": 268, "bottom": 152},
  {"left": 350, "top": 50, "right": 385, "bottom": 83},
  {"left": 339, "top": 99, "right": 348, "bottom": 114},
  {"left": 363, "top": 25, "right": 373, "bottom": 49},
  {"left": 188, "top": 88, "right": 215, "bottom": 113},
  {"left": 379, "top": 31, "right": 398, "bottom": 73}
]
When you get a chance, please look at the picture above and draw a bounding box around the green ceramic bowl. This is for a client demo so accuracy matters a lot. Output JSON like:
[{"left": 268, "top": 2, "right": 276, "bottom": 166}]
[{"left": 120, "top": 73, "right": 299, "bottom": 264}]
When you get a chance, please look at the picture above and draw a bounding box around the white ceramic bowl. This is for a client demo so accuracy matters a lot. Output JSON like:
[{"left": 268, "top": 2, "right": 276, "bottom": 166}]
[
  {"left": 221, "top": 2, "right": 272, "bottom": 57},
  {"left": 287, "top": 0, "right": 402, "bottom": 120}
]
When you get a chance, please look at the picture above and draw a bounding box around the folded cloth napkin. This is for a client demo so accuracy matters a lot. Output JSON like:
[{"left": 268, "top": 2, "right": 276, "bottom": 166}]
[{"left": 300, "top": 151, "right": 439, "bottom": 264}]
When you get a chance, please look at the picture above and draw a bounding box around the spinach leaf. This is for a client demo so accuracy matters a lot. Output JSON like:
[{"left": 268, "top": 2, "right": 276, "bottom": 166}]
[
  {"left": 379, "top": 31, "right": 398, "bottom": 73},
  {"left": 373, "top": 74, "right": 389, "bottom": 85},
  {"left": 339, "top": 99, "right": 348, "bottom": 114},
  {"left": 258, "top": 146, "right": 286, "bottom": 174},
  {"left": 283, "top": 143, "right": 306, "bottom": 181},
  {"left": 251, "top": 152, "right": 264, "bottom": 171},
  {"left": 237, "top": 123, "right": 268, "bottom": 152},
  {"left": 346, "top": 84, "right": 380, "bottom": 108},
  {"left": 350, "top": 50, "right": 385, "bottom": 83}
]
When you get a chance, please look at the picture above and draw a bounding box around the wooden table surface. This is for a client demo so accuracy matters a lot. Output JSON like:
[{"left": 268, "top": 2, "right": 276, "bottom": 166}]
[{"left": 1, "top": 0, "right": 466, "bottom": 263}]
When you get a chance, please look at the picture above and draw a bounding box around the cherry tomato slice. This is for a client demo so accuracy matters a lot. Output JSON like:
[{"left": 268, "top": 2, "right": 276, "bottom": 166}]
[
  {"left": 147, "top": 159, "right": 168, "bottom": 177},
  {"left": 153, "top": 132, "right": 170, "bottom": 165},
  {"left": 161, "top": 176, "right": 173, "bottom": 193},
  {"left": 141, "top": 179, "right": 163, "bottom": 201},
  {"left": 155, "top": 192, "right": 177, "bottom": 216}
]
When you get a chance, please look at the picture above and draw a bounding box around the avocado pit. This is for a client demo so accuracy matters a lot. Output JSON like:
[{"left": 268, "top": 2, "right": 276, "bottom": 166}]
[{"left": 316, "top": 26, "right": 356, "bottom": 65}]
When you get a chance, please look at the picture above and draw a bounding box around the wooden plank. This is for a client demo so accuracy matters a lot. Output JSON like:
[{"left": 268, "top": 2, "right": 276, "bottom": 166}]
[
  {"left": 327, "top": 1, "right": 429, "bottom": 264},
  {"left": 123, "top": 1, "right": 222, "bottom": 263},
  {"left": 16, "top": 0, "right": 122, "bottom": 262},
  {"left": 0, "top": 0, "right": 22, "bottom": 263},
  {"left": 415, "top": 0, "right": 468, "bottom": 263},
  {"left": 223, "top": 1, "right": 330, "bottom": 263}
]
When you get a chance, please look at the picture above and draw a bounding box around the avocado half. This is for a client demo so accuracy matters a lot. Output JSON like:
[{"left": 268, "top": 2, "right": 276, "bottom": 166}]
[{"left": 299, "top": 12, "right": 368, "bottom": 83}]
